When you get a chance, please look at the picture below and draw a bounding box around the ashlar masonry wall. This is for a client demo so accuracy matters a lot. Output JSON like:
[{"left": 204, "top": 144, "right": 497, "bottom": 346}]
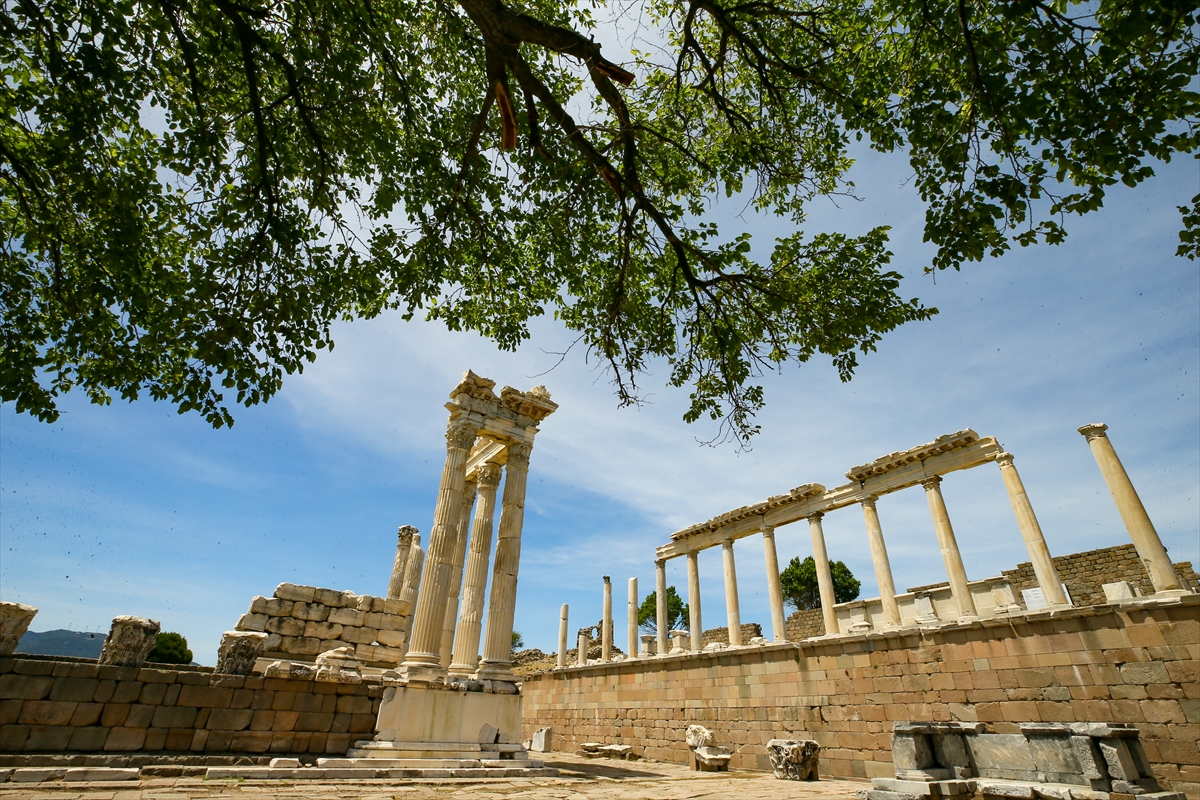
[
  {"left": 0, "top": 655, "right": 383, "bottom": 755},
  {"left": 521, "top": 594, "right": 1199, "bottom": 797}
]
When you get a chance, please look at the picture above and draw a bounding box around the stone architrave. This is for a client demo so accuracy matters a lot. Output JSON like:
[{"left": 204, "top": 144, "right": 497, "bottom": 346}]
[
  {"left": 601, "top": 576, "right": 613, "bottom": 662},
  {"left": 921, "top": 477, "right": 978, "bottom": 619},
  {"left": 0, "top": 601, "right": 37, "bottom": 656},
  {"left": 686, "top": 551, "right": 703, "bottom": 651},
  {"left": 995, "top": 453, "right": 1069, "bottom": 607},
  {"left": 439, "top": 479, "right": 478, "bottom": 668},
  {"left": 654, "top": 559, "right": 668, "bottom": 656},
  {"left": 402, "top": 415, "right": 480, "bottom": 683},
  {"left": 449, "top": 462, "right": 502, "bottom": 676},
  {"left": 1078, "top": 423, "right": 1185, "bottom": 594},
  {"left": 99, "top": 616, "right": 161, "bottom": 667},
  {"left": 861, "top": 497, "right": 901, "bottom": 629},
  {"left": 627, "top": 577, "right": 639, "bottom": 658},
  {"left": 387, "top": 526, "right": 417, "bottom": 600},
  {"left": 761, "top": 527, "right": 787, "bottom": 641},
  {"left": 477, "top": 442, "right": 532, "bottom": 681},
  {"left": 556, "top": 604, "right": 569, "bottom": 668},
  {"left": 215, "top": 631, "right": 268, "bottom": 675},
  {"left": 808, "top": 513, "right": 840, "bottom": 636},
  {"left": 721, "top": 540, "right": 742, "bottom": 645},
  {"left": 767, "top": 739, "right": 821, "bottom": 781}
]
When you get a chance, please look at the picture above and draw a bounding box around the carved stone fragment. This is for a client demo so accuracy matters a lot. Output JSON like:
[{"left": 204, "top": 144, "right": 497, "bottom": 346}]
[
  {"left": 0, "top": 601, "right": 37, "bottom": 656},
  {"left": 314, "top": 646, "right": 363, "bottom": 683},
  {"left": 768, "top": 738, "right": 821, "bottom": 780},
  {"left": 685, "top": 724, "right": 714, "bottom": 749},
  {"left": 98, "top": 616, "right": 160, "bottom": 667},
  {"left": 215, "top": 631, "right": 268, "bottom": 675}
]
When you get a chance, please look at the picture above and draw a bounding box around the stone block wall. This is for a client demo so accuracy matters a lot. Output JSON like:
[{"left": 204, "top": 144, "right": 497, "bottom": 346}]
[
  {"left": 521, "top": 595, "right": 1199, "bottom": 797},
  {"left": 234, "top": 583, "right": 407, "bottom": 667},
  {"left": 999, "top": 545, "right": 1199, "bottom": 608},
  {"left": 0, "top": 655, "right": 383, "bottom": 755},
  {"left": 701, "top": 623, "right": 762, "bottom": 647},
  {"left": 785, "top": 608, "right": 826, "bottom": 641}
]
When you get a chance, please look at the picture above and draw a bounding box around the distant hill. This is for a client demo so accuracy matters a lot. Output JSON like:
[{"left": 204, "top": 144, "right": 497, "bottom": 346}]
[{"left": 17, "top": 629, "right": 105, "bottom": 659}]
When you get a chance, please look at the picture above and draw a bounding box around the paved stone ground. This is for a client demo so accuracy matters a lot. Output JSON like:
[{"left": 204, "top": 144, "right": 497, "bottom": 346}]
[{"left": 0, "top": 753, "right": 866, "bottom": 799}]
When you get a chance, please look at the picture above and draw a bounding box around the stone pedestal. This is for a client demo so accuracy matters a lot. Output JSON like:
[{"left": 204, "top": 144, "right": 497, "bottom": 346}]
[
  {"left": 98, "top": 616, "right": 160, "bottom": 667},
  {"left": 0, "top": 602, "right": 37, "bottom": 656},
  {"left": 215, "top": 631, "right": 268, "bottom": 675}
]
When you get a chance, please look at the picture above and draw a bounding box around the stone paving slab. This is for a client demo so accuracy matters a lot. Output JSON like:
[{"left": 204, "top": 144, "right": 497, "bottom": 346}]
[{"left": 0, "top": 752, "right": 866, "bottom": 799}]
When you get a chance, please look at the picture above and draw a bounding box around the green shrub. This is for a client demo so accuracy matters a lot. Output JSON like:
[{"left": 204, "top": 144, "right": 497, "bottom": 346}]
[{"left": 146, "top": 632, "right": 193, "bottom": 664}]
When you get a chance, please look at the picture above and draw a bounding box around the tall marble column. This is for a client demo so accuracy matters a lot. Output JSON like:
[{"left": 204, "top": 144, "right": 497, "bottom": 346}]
[
  {"left": 396, "top": 533, "right": 424, "bottom": 653},
  {"left": 721, "top": 540, "right": 742, "bottom": 645},
  {"left": 439, "top": 480, "right": 478, "bottom": 668},
  {"left": 401, "top": 417, "right": 480, "bottom": 682},
  {"left": 808, "top": 513, "right": 840, "bottom": 635},
  {"left": 996, "top": 453, "right": 1068, "bottom": 607},
  {"left": 921, "top": 477, "right": 978, "bottom": 619},
  {"left": 449, "top": 463, "right": 502, "bottom": 676},
  {"left": 761, "top": 527, "right": 787, "bottom": 641},
  {"left": 687, "top": 550, "right": 703, "bottom": 651},
  {"left": 577, "top": 632, "right": 588, "bottom": 666},
  {"left": 1079, "top": 423, "right": 1185, "bottom": 594},
  {"left": 861, "top": 496, "right": 901, "bottom": 629},
  {"left": 557, "top": 604, "right": 569, "bottom": 669},
  {"left": 627, "top": 578, "right": 638, "bottom": 658},
  {"left": 477, "top": 442, "right": 532, "bottom": 681},
  {"left": 601, "top": 576, "right": 613, "bottom": 661},
  {"left": 388, "top": 526, "right": 417, "bottom": 600},
  {"left": 655, "top": 559, "right": 668, "bottom": 656}
]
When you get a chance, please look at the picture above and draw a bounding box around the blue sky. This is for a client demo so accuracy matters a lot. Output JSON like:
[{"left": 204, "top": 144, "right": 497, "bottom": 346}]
[{"left": 2, "top": 140, "right": 1197, "bottom": 665}]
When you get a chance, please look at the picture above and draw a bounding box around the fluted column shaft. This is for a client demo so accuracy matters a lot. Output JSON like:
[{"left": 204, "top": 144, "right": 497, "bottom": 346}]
[
  {"left": 761, "top": 527, "right": 787, "bottom": 641},
  {"left": 687, "top": 551, "right": 703, "bottom": 651},
  {"left": 402, "top": 418, "right": 480, "bottom": 680},
  {"left": 996, "top": 453, "right": 1068, "bottom": 606},
  {"left": 449, "top": 463, "right": 502, "bottom": 676},
  {"left": 808, "top": 513, "right": 839, "bottom": 635},
  {"left": 862, "top": 497, "right": 901, "bottom": 629},
  {"left": 439, "top": 480, "right": 478, "bottom": 668},
  {"left": 655, "top": 560, "right": 668, "bottom": 656},
  {"left": 396, "top": 536, "right": 423, "bottom": 653},
  {"left": 627, "top": 578, "right": 639, "bottom": 658},
  {"left": 388, "top": 527, "right": 416, "bottom": 600},
  {"left": 557, "top": 604, "right": 569, "bottom": 669},
  {"left": 477, "top": 443, "right": 532, "bottom": 681},
  {"left": 1079, "top": 424, "right": 1184, "bottom": 593},
  {"left": 722, "top": 540, "right": 742, "bottom": 645},
  {"left": 601, "top": 576, "right": 613, "bottom": 661},
  {"left": 922, "top": 477, "right": 978, "bottom": 619}
]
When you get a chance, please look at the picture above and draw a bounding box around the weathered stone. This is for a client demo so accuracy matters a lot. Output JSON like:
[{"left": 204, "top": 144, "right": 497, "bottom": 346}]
[
  {"left": 98, "top": 616, "right": 160, "bottom": 667},
  {"left": 215, "top": 631, "right": 269, "bottom": 676},
  {"left": 292, "top": 603, "right": 330, "bottom": 622},
  {"left": 685, "top": 724, "right": 714, "bottom": 749},
  {"left": 375, "top": 629, "right": 406, "bottom": 648},
  {"left": 236, "top": 613, "right": 268, "bottom": 632},
  {"left": 693, "top": 745, "right": 731, "bottom": 771},
  {"left": 275, "top": 583, "right": 316, "bottom": 603},
  {"left": 0, "top": 602, "right": 38, "bottom": 656},
  {"left": 265, "top": 617, "right": 306, "bottom": 637},
  {"left": 304, "top": 621, "right": 343, "bottom": 640},
  {"left": 328, "top": 607, "right": 366, "bottom": 627},
  {"left": 767, "top": 738, "right": 820, "bottom": 781},
  {"left": 313, "top": 647, "right": 362, "bottom": 683},
  {"left": 530, "top": 727, "right": 552, "bottom": 752},
  {"left": 313, "top": 588, "right": 351, "bottom": 608},
  {"left": 263, "top": 661, "right": 314, "bottom": 680}
]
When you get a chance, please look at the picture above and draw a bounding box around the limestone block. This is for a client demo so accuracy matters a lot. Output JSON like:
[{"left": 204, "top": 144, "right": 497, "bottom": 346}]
[
  {"left": 236, "top": 613, "right": 268, "bottom": 632},
  {"left": 314, "top": 647, "right": 363, "bottom": 683},
  {"left": 327, "top": 607, "right": 366, "bottom": 627},
  {"left": 1118, "top": 662, "right": 1169, "bottom": 685},
  {"left": 314, "top": 588, "right": 351, "bottom": 608},
  {"left": 479, "top": 723, "right": 499, "bottom": 744},
  {"left": 265, "top": 617, "right": 306, "bottom": 637},
  {"left": 357, "top": 595, "right": 386, "bottom": 612},
  {"left": 249, "top": 596, "right": 271, "bottom": 614},
  {"left": 304, "top": 621, "right": 343, "bottom": 640},
  {"left": 749, "top": 636, "right": 769, "bottom": 646},
  {"left": 339, "top": 626, "right": 375, "bottom": 644},
  {"left": 530, "top": 727, "right": 552, "bottom": 753},
  {"left": 371, "top": 645, "right": 403, "bottom": 664},
  {"left": 0, "top": 601, "right": 37, "bottom": 656},
  {"left": 355, "top": 643, "right": 379, "bottom": 662},
  {"left": 98, "top": 616, "right": 160, "bottom": 667},
  {"left": 768, "top": 739, "right": 820, "bottom": 781},
  {"left": 1097, "top": 739, "right": 1139, "bottom": 781},
  {"left": 686, "top": 724, "right": 714, "bottom": 749},
  {"left": 264, "top": 661, "right": 314, "bottom": 679},
  {"left": 263, "top": 633, "right": 282, "bottom": 651},
  {"left": 292, "top": 602, "right": 330, "bottom": 622},
  {"left": 319, "top": 638, "right": 342, "bottom": 653},
  {"left": 1102, "top": 582, "right": 1141, "bottom": 603},
  {"left": 365, "top": 612, "right": 404, "bottom": 630},
  {"left": 382, "top": 598, "right": 406, "bottom": 616},
  {"left": 375, "top": 629, "right": 406, "bottom": 648},
  {"left": 598, "top": 744, "right": 635, "bottom": 759},
  {"left": 669, "top": 630, "right": 688, "bottom": 654},
  {"left": 279, "top": 636, "right": 321, "bottom": 655},
  {"left": 703, "top": 641, "right": 727, "bottom": 651},
  {"left": 216, "top": 631, "right": 268, "bottom": 675},
  {"left": 693, "top": 745, "right": 731, "bottom": 772},
  {"left": 275, "top": 583, "right": 316, "bottom": 603}
]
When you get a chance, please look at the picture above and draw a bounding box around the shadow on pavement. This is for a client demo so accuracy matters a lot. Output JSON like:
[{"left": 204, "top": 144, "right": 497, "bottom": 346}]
[{"left": 544, "top": 760, "right": 670, "bottom": 780}]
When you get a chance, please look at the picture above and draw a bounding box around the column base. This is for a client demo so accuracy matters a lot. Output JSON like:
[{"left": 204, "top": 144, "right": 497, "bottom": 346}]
[
  {"left": 447, "top": 663, "right": 477, "bottom": 678},
  {"left": 400, "top": 662, "right": 448, "bottom": 685},
  {"left": 474, "top": 662, "right": 515, "bottom": 682},
  {"left": 1151, "top": 588, "right": 1194, "bottom": 598}
]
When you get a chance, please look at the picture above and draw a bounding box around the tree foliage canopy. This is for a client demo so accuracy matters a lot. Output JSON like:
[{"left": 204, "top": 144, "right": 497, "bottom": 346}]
[
  {"left": 780, "top": 555, "right": 860, "bottom": 611},
  {"left": 146, "top": 631, "right": 193, "bottom": 664},
  {"left": 639, "top": 585, "right": 689, "bottom": 632},
  {"left": 2, "top": 0, "right": 1195, "bottom": 440}
]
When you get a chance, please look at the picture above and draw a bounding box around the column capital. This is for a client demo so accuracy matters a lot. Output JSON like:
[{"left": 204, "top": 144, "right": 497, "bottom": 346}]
[
  {"left": 995, "top": 451, "right": 1015, "bottom": 469},
  {"left": 920, "top": 475, "right": 943, "bottom": 490},
  {"left": 806, "top": 511, "right": 824, "bottom": 523},
  {"left": 760, "top": 525, "right": 776, "bottom": 537},
  {"left": 1078, "top": 422, "right": 1109, "bottom": 441},
  {"left": 397, "top": 525, "right": 418, "bottom": 543},
  {"left": 860, "top": 495, "right": 879, "bottom": 508},
  {"left": 476, "top": 462, "right": 502, "bottom": 490},
  {"left": 722, "top": 539, "right": 735, "bottom": 551},
  {"left": 603, "top": 575, "right": 611, "bottom": 584},
  {"left": 506, "top": 441, "right": 532, "bottom": 467},
  {"left": 446, "top": 418, "right": 481, "bottom": 450},
  {"left": 655, "top": 558, "right": 666, "bottom": 569}
]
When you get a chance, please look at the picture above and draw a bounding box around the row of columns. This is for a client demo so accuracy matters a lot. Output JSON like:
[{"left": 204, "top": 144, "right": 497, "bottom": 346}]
[{"left": 400, "top": 411, "right": 535, "bottom": 684}]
